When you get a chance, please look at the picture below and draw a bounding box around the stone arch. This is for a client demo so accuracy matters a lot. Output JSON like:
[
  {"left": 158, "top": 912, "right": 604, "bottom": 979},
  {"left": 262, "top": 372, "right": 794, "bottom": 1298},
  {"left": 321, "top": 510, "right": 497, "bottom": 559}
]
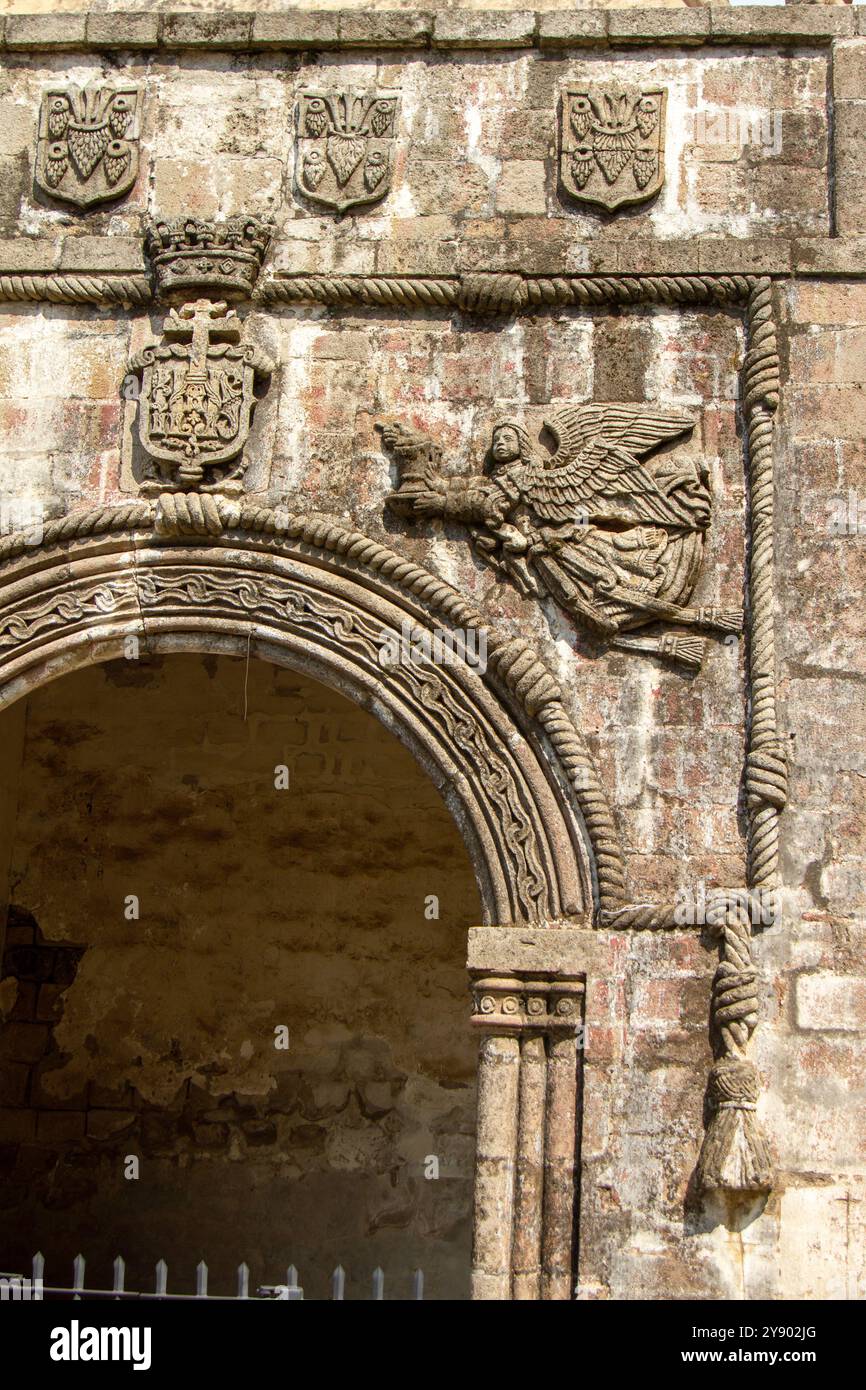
[{"left": 0, "top": 498, "right": 626, "bottom": 926}]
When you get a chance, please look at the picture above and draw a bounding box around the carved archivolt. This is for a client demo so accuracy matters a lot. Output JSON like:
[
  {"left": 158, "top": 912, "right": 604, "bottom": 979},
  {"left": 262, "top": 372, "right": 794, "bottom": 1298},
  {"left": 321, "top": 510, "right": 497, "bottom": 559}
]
[
  {"left": 0, "top": 269, "right": 785, "bottom": 1202},
  {"left": 0, "top": 496, "right": 616, "bottom": 929}
]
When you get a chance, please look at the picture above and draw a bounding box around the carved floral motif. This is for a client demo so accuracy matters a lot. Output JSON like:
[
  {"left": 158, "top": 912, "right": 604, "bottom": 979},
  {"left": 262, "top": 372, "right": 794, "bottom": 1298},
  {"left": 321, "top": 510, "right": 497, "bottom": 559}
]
[
  {"left": 35, "top": 85, "right": 142, "bottom": 208},
  {"left": 559, "top": 85, "right": 666, "bottom": 211}
]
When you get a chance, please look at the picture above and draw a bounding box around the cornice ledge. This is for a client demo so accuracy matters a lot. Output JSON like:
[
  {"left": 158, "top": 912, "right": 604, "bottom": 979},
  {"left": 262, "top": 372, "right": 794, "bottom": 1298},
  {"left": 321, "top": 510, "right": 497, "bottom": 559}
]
[{"left": 0, "top": 9, "right": 857, "bottom": 56}]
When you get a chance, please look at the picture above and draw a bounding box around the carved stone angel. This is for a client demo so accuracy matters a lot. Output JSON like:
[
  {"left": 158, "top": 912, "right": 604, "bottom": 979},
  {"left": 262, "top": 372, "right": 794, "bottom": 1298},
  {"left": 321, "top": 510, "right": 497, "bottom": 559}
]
[{"left": 380, "top": 407, "right": 741, "bottom": 671}]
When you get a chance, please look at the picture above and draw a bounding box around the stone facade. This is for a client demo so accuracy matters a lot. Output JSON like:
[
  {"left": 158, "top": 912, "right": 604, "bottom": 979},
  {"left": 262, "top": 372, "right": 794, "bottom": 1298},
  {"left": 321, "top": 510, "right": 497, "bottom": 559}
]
[{"left": 0, "top": 3, "right": 863, "bottom": 1301}]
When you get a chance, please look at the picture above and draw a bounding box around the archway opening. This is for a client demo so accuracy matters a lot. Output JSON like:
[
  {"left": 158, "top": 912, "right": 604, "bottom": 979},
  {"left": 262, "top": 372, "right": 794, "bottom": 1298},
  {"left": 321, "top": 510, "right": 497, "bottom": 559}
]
[{"left": 0, "top": 651, "right": 481, "bottom": 1299}]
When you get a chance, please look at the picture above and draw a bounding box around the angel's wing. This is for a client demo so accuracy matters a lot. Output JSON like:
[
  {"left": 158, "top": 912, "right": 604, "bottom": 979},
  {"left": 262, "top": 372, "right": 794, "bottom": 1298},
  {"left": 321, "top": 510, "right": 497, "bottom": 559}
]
[
  {"left": 544, "top": 405, "right": 694, "bottom": 466},
  {"left": 524, "top": 406, "right": 696, "bottom": 526}
]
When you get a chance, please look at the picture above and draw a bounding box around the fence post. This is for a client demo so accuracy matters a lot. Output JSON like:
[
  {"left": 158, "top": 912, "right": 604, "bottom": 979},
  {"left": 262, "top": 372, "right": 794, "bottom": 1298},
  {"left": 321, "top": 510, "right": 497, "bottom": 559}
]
[
  {"left": 371, "top": 1267, "right": 384, "bottom": 1301},
  {"left": 155, "top": 1260, "right": 168, "bottom": 1298},
  {"left": 412, "top": 1269, "right": 424, "bottom": 1301},
  {"left": 195, "top": 1261, "right": 208, "bottom": 1298},
  {"left": 331, "top": 1265, "right": 345, "bottom": 1301},
  {"left": 237, "top": 1263, "right": 249, "bottom": 1299},
  {"left": 32, "top": 1252, "right": 44, "bottom": 1301},
  {"left": 72, "top": 1254, "right": 85, "bottom": 1300},
  {"left": 113, "top": 1256, "right": 125, "bottom": 1299}
]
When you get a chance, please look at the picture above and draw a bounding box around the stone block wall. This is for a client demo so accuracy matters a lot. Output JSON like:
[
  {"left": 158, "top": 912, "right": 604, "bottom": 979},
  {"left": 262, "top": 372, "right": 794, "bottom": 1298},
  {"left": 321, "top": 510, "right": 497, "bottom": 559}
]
[
  {"left": 0, "top": 656, "right": 479, "bottom": 1297},
  {"left": 0, "top": 4, "right": 862, "bottom": 1300}
]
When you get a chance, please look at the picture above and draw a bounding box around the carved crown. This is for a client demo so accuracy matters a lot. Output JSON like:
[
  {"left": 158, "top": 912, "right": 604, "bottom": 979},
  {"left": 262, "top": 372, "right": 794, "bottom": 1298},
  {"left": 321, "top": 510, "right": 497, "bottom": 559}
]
[{"left": 145, "top": 216, "right": 273, "bottom": 299}]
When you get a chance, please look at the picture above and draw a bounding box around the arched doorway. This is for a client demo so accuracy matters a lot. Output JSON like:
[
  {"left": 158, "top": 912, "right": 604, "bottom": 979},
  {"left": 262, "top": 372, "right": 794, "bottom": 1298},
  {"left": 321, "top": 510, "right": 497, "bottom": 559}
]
[
  {"left": 0, "top": 652, "right": 481, "bottom": 1299},
  {"left": 0, "top": 501, "right": 612, "bottom": 1298}
]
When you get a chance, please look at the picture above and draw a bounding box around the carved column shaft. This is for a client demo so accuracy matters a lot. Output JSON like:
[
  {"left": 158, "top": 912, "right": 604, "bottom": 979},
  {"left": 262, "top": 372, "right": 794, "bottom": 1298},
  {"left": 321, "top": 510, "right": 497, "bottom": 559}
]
[
  {"left": 512, "top": 1031, "right": 546, "bottom": 1299},
  {"left": 471, "top": 1024, "right": 521, "bottom": 1301},
  {"left": 541, "top": 1025, "right": 580, "bottom": 1300},
  {"left": 470, "top": 973, "right": 584, "bottom": 1301}
]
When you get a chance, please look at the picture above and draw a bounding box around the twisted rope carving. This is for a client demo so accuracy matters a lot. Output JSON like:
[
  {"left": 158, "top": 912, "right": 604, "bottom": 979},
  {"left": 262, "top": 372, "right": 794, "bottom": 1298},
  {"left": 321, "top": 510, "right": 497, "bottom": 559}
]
[
  {"left": 694, "top": 899, "right": 773, "bottom": 1195},
  {"left": 256, "top": 276, "right": 461, "bottom": 310},
  {"left": 0, "top": 269, "right": 756, "bottom": 316},
  {"left": 524, "top": 274, "right": 753, "bottom": 309},
  {"left": 0, "top": 501, "right": 154, "bottom": 566},
  {"left": 0, "top": 494, "right": 626, "bottom": 913},
  {"left": 535, "top": 702, "right": 628, "bottom": 907},
  {"left": 598, "top": 901, "right": 679, "bottom": 930},
  {"left": 256, "top": 272, "right": 756, "bottom": 314},
  {"left": 743, "top": 279, "right": 786, "bottom": 890},
  {"left": 0, "top": 274, "right": 152, "bottom": 306}
]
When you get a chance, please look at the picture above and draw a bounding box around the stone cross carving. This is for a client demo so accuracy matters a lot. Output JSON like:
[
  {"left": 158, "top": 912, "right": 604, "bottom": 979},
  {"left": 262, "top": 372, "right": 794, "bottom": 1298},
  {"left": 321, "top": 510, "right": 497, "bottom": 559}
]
[
  {"left": 127, "top": 300, "right": 274, "bottom": 494},
  {"left": 381, "top": 408, "right": 740, "bottom": 671}
]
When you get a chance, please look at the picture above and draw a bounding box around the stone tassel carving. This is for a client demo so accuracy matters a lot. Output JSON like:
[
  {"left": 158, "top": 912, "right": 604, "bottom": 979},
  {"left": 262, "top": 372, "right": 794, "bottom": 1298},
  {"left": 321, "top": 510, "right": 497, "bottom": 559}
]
[
  {"left": 694, "top": 899, "right": 773, "bottom": 1195},
  {"left": 470, "top": 975, "right": 583, "bottom": 1300},
  {"left": 695, "top": 280, "right": 782, "bottom": 1199}
]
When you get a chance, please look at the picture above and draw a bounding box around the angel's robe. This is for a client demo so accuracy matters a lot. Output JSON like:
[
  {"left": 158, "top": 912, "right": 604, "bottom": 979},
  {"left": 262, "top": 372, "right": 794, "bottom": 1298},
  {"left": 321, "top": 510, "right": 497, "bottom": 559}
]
[{"left": 432, "top": 459, "right": 710, "bottom": 635}]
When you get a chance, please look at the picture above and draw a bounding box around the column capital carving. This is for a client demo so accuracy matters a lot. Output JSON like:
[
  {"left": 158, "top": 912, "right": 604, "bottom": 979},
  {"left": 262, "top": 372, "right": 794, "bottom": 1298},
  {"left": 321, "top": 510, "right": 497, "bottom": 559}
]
[{"left": 470, "top": 972, "right": 584, "bottom": 1034}]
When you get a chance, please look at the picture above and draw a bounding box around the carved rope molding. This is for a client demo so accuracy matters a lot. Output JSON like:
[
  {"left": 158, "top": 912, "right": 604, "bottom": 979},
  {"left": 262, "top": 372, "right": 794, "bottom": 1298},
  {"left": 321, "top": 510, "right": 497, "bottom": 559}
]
[
  {"left": 0, "top": 492, "right": 622, "bottom": 920},
  {"left": 0, "top": 272, "right": 784, "bottom": 1197},
  {"left": 0, "top": 269, "right": 756, "bottom": 311},
  {"left": 256, "top": 271, "right": 757, "bottom": 313},
  {"left": 0, "top": 273, "right": 152, "bottom": 306}
]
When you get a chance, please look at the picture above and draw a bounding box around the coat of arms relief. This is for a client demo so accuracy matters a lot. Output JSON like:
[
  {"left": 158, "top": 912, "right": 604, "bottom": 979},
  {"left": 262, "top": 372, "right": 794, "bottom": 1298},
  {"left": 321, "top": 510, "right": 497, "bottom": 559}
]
[
  {"left": 295, "top": 89, "right": 400, "bottom": 214},
  {"left": 560, "top": 85, "right": 666, "bottom": 210},
  {"left": 128, "top": 300, "right": 274, "bottom": 495},
  {"left": 381, "top": 409, "right": 740, "bottom": 672},
  {"left": 124, "top": 218, "right": 275, "bottom": 495},
  {"left": 35, "top": 84, "right": 142, "bottom": 207}
]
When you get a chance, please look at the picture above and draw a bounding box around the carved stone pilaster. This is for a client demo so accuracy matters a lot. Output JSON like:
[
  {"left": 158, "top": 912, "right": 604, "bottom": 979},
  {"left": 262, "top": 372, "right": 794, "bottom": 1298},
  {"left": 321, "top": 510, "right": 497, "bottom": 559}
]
[{"left": 469, "top": 973, "right": 584, "bottom": 1301}]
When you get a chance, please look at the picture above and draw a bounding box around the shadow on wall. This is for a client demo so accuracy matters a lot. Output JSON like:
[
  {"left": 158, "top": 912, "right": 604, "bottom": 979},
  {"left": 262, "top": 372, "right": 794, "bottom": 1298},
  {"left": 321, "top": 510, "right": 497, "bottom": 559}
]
[{"left": 0, "top": 653, "right": 481, "bottom": 1300}]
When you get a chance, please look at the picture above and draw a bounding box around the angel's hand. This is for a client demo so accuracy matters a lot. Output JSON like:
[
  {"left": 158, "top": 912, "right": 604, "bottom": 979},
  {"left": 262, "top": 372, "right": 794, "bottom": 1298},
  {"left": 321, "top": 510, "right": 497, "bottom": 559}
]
[
  {"left": 412, "top": 490, "right": 448, "bottom": 517},
  {"left": 613, "top": 526, "right": 665, "bottom": 552}
]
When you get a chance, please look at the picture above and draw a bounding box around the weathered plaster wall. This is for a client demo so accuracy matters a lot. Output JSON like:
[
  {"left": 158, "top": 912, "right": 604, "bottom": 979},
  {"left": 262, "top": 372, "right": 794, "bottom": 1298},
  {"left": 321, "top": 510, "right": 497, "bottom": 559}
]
[
  {"left": 0, "top": 303, "right": 750, "bottom": 897},
  {"left": 0, "top": 47, "right": 833, "bottom": 245},
  {"left": 0, "top": 654, "right": 479, "bottom": 1298}
]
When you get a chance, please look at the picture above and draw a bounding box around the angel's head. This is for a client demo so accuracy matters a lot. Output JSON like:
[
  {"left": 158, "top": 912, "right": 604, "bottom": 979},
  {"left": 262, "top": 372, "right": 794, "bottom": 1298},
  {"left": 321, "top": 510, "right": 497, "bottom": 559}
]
[{"left": 489, "top": 420, "right": 532, "bottom": 470}]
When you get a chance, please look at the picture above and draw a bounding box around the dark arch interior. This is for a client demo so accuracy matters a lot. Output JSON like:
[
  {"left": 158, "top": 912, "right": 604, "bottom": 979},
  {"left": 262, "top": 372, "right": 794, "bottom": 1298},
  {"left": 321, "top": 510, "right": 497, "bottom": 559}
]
[{"left": 0, "top": 651, "right": 481, "bottom": 1300}]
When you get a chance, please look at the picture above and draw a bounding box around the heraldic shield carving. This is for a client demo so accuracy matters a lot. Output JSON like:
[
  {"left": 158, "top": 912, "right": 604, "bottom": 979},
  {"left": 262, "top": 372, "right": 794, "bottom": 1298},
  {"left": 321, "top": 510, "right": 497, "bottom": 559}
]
[
  {"left": 381, "top": 408, "right": 741, "bottom": 672},
  {"left": 35, "top": 84, "right": 142, "bottom": 208},
  {"left": 560, "top": 86, "right": 666, "bottom": 211},
  {"left": 296, "top": 89, "right": 400, "bottom": 214},
  {"left": 128, "top": 300, "right": 274, "bottom": 495}
]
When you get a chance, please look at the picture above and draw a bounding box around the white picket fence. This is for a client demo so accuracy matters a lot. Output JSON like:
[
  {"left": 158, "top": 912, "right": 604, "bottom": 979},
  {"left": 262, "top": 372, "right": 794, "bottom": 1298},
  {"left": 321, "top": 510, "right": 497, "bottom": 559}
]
[{"left": 1, "top": 1253, "right": 425, "bottom": 1301}]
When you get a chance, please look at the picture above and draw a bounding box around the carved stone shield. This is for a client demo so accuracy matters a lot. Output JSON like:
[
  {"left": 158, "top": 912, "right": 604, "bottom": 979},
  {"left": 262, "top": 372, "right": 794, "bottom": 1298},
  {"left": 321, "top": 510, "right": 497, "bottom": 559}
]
[
  {"left": 35, "top": 84, "right": 142, "bottom": 208},
  {"left": 560, "top": 86, "right": 666, "bottom": 211},
  {"left": 296, "top": 90, "right": 399, "bottom": 214},
  {"left": 130, "top": 301, "right": 273, "bottom": 493}
]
